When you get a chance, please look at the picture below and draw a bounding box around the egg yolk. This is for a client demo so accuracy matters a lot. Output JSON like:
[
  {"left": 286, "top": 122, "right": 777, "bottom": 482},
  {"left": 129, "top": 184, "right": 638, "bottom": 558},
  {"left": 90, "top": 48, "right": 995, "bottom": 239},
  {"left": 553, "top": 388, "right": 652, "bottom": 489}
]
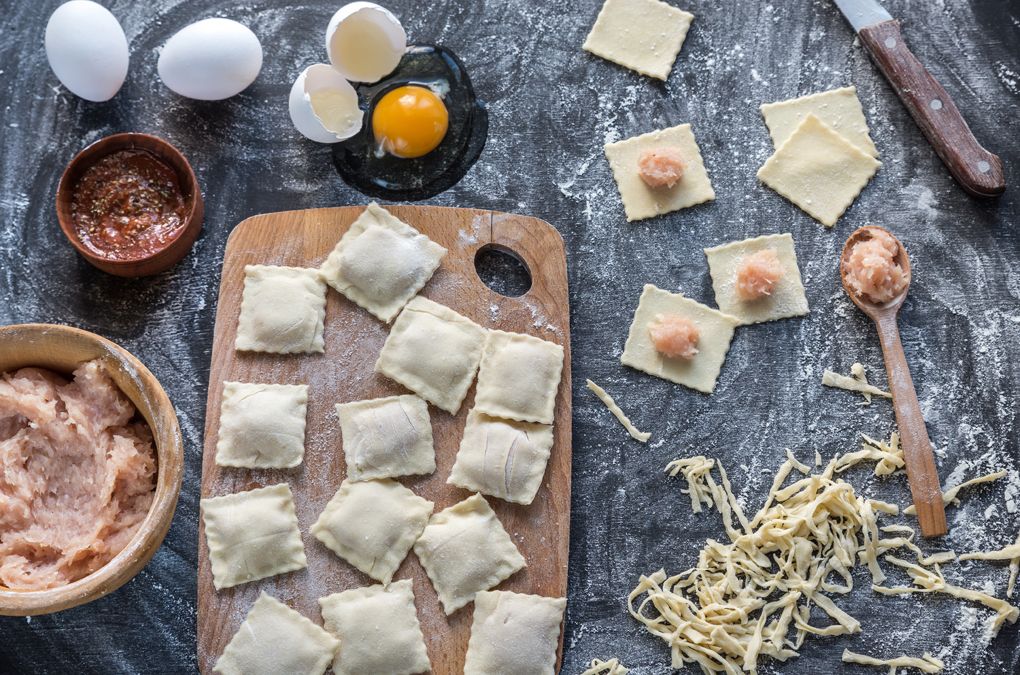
[{"left": 372, "top": 85, "right": 449, "bottom": 159}]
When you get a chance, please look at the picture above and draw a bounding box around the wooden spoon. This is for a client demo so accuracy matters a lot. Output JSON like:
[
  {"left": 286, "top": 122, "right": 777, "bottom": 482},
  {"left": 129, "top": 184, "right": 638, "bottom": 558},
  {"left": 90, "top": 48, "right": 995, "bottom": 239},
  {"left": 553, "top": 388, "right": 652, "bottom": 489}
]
[{"left": 840, "top": 225, "right": 947, "bottom": 537}]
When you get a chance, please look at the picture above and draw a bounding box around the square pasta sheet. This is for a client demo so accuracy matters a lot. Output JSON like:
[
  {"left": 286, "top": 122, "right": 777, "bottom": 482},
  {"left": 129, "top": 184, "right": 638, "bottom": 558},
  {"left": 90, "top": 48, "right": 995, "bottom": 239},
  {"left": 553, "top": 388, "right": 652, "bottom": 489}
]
[
  {"left": 413, "top": 493, "right": 526, "bottom": 614},
  {"left": 760, "top": 86, "right": 878, "bottom": 157},
  {"left": 310, "top": 479, "right": 433, "bottom": 585},
  {"left": 201, "top": 483, "right": 306, "bottom": 590},
  {"left": 214, "top": 593, "right": 339, "bottom": 675},
  {"left": 319, "top": 203, "right": 447, "bottom": 323},
  {"left": 235, "top": 265, "right": 326, "bottom": 354},
  {"left": 621, "top": 284, "right": 740, "bottom": 393},
  {"left": 375, "top": 296, "right": 488, "bottom": 414},
  {"left": 757, "top": 114, "right": 881, "bottom": 227},
  {"left": 215, "top": 382, "right": 308, "bottom": 469},
  {"left": 605, "top": 124, "right": 715, "bottom": 221},
  {"left": 703, "top": 233, "right": 809, "bottom": 325},
  {"left": 448, "top": 409, "right": 555, "bottom": 505},
  {"left": 583, "top": 0, "right": 694, "bottom": 80},
  {"left": 319, "top": 580, "right": 431, "bottom": 675},
  {"left": 463, "top": 590, "right": 567, "bottom": 675},
  {"left": 336, "top": 394, "right": 435, "bottom": 481},
  {"left": 473, "top": 329, "right": 564, "bottom": 425}
]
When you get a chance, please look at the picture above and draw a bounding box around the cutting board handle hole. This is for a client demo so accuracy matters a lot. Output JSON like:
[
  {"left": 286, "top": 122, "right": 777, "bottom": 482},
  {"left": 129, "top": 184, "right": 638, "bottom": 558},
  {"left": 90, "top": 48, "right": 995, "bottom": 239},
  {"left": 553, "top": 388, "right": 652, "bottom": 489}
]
[{"left": 474, "top": 244, "right": 532, "bottom": 297}]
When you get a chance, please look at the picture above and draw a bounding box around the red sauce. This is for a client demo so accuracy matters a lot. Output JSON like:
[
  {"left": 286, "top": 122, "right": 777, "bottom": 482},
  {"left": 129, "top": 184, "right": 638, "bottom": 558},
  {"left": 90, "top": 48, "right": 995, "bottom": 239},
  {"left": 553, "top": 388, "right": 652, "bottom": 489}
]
[{"left": 70, "top": 150, "right": 188, "bottom": 261}]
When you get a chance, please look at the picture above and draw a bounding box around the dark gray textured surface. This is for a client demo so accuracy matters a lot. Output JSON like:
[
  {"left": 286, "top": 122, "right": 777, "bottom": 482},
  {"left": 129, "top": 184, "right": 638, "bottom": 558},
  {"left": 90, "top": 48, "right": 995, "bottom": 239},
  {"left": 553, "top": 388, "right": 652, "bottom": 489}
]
[{"left": 1, "top": 0, "right": 1018, "bottom": 673}]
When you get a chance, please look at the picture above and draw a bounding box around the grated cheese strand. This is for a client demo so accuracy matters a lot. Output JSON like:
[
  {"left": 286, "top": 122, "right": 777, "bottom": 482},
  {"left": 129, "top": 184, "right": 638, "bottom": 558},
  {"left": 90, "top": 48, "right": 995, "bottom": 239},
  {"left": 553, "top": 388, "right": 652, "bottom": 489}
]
[
  {"left": 586, "top": 379, "right": 651, "bottom": 443},
  {"left": 822, "top": 366, "right": 891, "bottom": 402},
  {"left": 903, "top": 470, "right": 1007, "bottom": 515},
  {"left": 841, "top": 648, "right": 944, "bottom": 673},
  {"left": 580, "top": 657, "right": 629, "bottom": 675}
]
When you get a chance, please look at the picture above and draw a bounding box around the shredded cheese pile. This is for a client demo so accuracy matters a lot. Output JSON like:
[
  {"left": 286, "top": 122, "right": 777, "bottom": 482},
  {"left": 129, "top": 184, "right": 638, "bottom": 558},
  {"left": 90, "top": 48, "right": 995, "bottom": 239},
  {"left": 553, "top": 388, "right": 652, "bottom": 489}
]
[{"left": 629, "top": 434, "right": 1018, "bottom": 673}]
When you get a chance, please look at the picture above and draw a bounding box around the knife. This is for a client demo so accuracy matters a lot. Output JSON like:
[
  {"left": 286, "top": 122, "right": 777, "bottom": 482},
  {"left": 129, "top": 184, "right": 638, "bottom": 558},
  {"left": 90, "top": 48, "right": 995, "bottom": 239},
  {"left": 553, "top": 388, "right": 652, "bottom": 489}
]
[{"left": 833, "top": 0, "right": 1005, "bottom": 198}]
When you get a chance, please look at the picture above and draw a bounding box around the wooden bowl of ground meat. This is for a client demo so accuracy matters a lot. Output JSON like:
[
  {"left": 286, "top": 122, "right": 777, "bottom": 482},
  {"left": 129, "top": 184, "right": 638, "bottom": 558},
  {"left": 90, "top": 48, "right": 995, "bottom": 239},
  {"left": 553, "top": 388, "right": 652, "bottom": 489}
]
[{"left": 0, "top": 323, "right": 183, "bottom": 615}]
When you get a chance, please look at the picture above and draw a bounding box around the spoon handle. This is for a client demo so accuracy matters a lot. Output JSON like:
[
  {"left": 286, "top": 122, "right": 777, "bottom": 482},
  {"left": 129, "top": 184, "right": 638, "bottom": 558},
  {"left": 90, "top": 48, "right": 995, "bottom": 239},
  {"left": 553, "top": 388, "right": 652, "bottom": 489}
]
[{"left": 874, "top": 313, "right": 947, "bottom": 537}]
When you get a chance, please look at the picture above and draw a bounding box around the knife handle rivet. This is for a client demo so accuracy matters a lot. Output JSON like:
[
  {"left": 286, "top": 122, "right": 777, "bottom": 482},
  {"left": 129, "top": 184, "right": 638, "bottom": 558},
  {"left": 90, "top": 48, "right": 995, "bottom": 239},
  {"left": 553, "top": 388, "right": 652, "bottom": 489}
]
[
  {"left": 930, "top": 99, "right": 943, "bottom": 111},
  {"left": 884, "top": 37, "right": 897, "bottom": 48},
  {"left": 977, "top": 160, "right": 991, "bottom": 173}
]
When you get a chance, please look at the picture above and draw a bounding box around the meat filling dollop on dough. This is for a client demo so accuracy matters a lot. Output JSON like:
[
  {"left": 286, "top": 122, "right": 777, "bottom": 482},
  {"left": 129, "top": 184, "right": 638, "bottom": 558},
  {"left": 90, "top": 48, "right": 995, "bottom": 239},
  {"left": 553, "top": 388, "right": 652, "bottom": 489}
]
[
  {"left": 735, "top": 248, "right": 784, "bottom": 301},
  {"left": 0, "top": 360, "right": 156, "bottom": 591},
  {"left": 648, "top": 313, "right": 700, "bottom": 360}
]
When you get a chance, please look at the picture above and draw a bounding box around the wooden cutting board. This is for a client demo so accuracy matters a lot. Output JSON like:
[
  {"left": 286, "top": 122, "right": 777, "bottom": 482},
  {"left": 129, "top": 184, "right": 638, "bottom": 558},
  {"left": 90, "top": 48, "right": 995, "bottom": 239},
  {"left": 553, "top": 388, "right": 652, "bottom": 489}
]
[{"left": 197, "top": 205, "right": 572, "bottom": 674}]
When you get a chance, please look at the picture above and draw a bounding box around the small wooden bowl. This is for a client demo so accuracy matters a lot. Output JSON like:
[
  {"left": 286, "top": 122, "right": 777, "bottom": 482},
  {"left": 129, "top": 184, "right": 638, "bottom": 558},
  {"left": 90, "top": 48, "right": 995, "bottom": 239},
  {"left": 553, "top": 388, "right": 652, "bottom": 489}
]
[
  {"left": 0, "top": 324, "right": 184, "bottom": 615},
  {"left": 55, "top": 133, "right": 204, "bottom": 277}
]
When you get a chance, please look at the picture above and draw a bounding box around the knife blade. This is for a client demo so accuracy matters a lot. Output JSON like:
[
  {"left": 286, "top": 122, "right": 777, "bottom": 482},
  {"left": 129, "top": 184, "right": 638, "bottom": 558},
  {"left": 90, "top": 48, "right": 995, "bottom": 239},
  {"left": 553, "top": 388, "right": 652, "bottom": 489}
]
[{"left": 833, "top": 0, "right": 1005, "bottom": 197}]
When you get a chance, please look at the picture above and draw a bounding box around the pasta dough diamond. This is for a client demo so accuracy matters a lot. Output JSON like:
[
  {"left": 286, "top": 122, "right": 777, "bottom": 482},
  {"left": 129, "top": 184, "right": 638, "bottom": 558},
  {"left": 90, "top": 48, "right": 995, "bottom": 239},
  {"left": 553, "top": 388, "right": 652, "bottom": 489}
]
[
  {"left": 311, "top": 478, "right": 433, "bottom": 585},
  {"left": 621, "top": 284, "right": 739, "bottom": 393},
  {"left": 214, "top": 592, "right": 339, "bottom": 675},
  {"left": 703, "top": 233, "right": 809, "bottom": 325},
  {"left": 235, "top": 265, "right": 327, "bottom": 354},
  {"left": 320, "top": 203, "right": 446, "bottom": 323},
  {"left": 760, "top": 86, "right": 878, "bottom": 157},
  {"left": 463, "top": 590, "right": 566, "bottom": 675},
  {"left": 756, "top": 114, "right": 881, "bottom": 227},
  {"left": 413, "top": 493, "right": 526, "bottom": 614},
  {"left": 318, "top": 580, "right": 431, "bottom": 675},
  {"left": 583, "top": 0, "right": 694, "bottom": 80},
  {"left": 201, "top": 483, "right": 306, "bottom": 590},
  {"left": 448, "top": 410, "right": 554, "bottom": 505},
  {"left": 215, "top": 382, "right": 308, "bottom": 469},
  {"left": 473, "top": 329, "right": 564, "bottom": 425},
  {"left": 375, "top": 296, "right": 487, "bottom": 414},
  {"left": 604, "top": 124, "right": 715, "bottom": 222},
  {"left": 336, "top": 394, "right": 435, "bottom": 481}
]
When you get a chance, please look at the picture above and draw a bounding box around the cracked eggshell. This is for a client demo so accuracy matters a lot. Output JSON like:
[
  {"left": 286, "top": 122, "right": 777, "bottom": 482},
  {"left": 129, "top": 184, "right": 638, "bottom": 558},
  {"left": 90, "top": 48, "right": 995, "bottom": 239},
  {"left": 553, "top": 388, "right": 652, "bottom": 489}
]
[
  {"left": 158, "top": 18, "right": 263, "bottom": 100},
  {"left": 45, "top": 1, "right": 129, "bottom": 102},
  {"left": 325, "top": 2, "right": 406, "bottom": 83},
  {"left": 288, "top": 64, "right": 363, "bottom": 143}
]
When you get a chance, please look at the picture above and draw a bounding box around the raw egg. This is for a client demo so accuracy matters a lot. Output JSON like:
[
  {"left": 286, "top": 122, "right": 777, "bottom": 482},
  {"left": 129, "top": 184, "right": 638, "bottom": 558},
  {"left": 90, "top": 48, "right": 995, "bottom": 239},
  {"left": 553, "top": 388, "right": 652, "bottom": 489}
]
[{"left": 372, "top": 86, "right": 449, "bottom": 159}]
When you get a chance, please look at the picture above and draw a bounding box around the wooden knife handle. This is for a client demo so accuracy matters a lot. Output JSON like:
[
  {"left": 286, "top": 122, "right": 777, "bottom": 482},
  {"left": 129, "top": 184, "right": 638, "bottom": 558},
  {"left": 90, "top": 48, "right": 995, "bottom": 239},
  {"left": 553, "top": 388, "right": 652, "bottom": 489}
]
[
  {"left": 874, "top": 313, "right": 947, "bottom": 538},
  {"left": 859, "top": 19, "right": 1005, "bottom": 198}
]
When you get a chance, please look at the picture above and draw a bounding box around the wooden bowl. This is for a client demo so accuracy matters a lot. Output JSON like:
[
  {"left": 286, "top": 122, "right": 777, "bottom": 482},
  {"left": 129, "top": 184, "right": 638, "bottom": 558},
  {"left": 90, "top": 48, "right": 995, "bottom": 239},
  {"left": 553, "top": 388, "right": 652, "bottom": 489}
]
[
  {"left": 0, "top": 324, "right": 184, "bottom": 615},
  {"left": 55, "top": 133, "right": 204, "bottom": 277}
]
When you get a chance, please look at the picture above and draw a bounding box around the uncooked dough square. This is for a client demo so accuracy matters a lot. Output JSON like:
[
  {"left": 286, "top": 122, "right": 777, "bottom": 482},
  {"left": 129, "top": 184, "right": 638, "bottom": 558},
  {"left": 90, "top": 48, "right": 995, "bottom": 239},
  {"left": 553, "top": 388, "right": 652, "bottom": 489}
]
[
  {"left": 604, "top": 124, "right": 715, "bottom": 222},
  {"left": 448, "top": 409, "right": 555, "bottom": 505},
  {"left": 761, "top": 86, "right": 878, "bottom": 157},
  {"left": 621, "top": 284, "right": 740, "bottom": 393},
  {"left": 463, "top": 590, "right": 566, "bottom": 675},
  {"left": 757, "top": 114, "right": 881, "bottom": 227},
  {"left": 214, "top": 592, "right": 339, "bottom": 675},
  {"left": 235, "top": 265, "right": 327, "bottom": 354},
  {"left": 201, "top": 483, "right": 306, "bottom": 590},
  {"left": 583, "top": 0, "right": 694, "bottom": 80},
  {"left": 473, "top": 330, "right": 564, "bottom": 425},
  {"left": 320, "top": 203, "right": 447, "bottom": 323},
  {"left": 318, "top": 580, "right": 431, "bottom": 675},
  {"left": 413, "top": 493, "right": 526, "bottom": 614},
  {"left": 310, "top": 478, "right": 432, "bottom": 585},
  {"left": 703, "top": 233, "right": 809, "bottom": 325},
  {"left": 336, "top": 394, "right": 435, "bottom": 481},
  {"left": 375, "top": 296, "right": 488, "bottom": 414},
  {"left": 216, "top": 382, "right": 308, "bottom": 469}
]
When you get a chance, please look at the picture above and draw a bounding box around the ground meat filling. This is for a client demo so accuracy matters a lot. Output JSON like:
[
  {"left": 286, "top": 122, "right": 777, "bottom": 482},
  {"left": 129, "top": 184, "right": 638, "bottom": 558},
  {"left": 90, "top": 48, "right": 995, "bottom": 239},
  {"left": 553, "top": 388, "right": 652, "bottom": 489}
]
[
  {"left": 0, "top": 360, "right": 156, "bottom": 591},
  {"left": 845, "top": 230, "right": 908, "bottom": 304},
  {"left": 638, "top": 147, "right": 686, "bottom": 189},
  {"left": 648, "top": 313, "right": 700, "bottom": 360},
  {"left": 736, "top": 248, "right": 784, "bottom": 301}
]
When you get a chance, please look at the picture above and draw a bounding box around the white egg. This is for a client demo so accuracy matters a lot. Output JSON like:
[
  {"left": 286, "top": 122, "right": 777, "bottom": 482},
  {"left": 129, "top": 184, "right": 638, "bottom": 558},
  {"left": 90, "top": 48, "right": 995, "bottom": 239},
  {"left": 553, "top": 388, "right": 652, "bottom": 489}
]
[
  {"left": 325, "top": 2, "right": 406, "bottom": 83},
  {"left": 45, "top": 1, "right": 129, "bottom": 102},
  {"left": 289, "top": 64, "right": 363, "bottom": 143},
  {"left": 158, "top": 18, "right": 262, "bottom": 101}
]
